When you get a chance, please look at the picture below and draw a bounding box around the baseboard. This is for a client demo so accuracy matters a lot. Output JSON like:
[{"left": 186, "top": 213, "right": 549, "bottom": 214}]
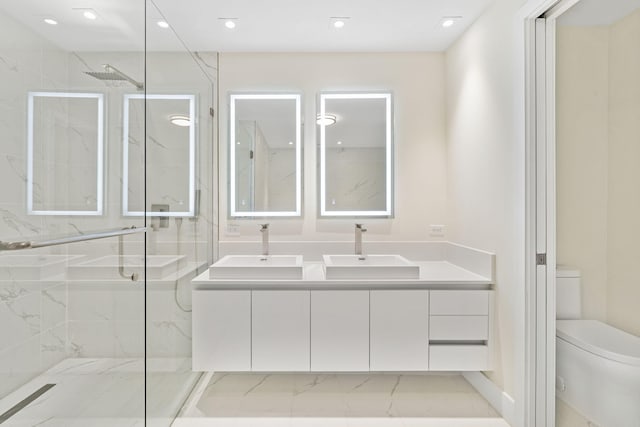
[{"left": 462, "top": 371, "right": 515, "bottom": 426}]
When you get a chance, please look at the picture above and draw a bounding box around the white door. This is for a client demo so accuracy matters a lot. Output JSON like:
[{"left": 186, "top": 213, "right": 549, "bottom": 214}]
[
  {"left": 251, "top": 290, "right": 310, "bottom": 371},
  {"left": 310, "top": 290, "right": 369, "bottom": 371},
  {"left": 192, "top": 290, "right": 251, "bottom": 371},
  {"left": 370, "top": 290, "right": 429, "bottom": 371},
  {"left": 534, "top": 16, "right": 556, "bottom": 427}
]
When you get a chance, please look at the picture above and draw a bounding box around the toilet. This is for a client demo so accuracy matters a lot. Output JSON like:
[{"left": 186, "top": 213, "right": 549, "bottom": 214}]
[{"left": 556, "top": 267, "right": 640, "bottom": 427}]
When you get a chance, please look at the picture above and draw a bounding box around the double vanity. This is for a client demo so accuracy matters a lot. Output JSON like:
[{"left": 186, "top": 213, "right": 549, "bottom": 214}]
[{"left": 191, "top": 241, "right": 494, "bottom": 374}]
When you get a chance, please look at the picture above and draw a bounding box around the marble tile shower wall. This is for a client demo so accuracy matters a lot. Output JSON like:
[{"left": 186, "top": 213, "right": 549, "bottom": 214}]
[
  {"left": 66, "top": 280, "right": 193, "bottom": 359},
  {"left": 0, "top": 11, "right": 72, "bottom": 397},
  {"left": 0, "top": 8, "right": 216, "bottom": 398},
  {"left": 61, "top": 50, "right": 216, "bottom": 362}
]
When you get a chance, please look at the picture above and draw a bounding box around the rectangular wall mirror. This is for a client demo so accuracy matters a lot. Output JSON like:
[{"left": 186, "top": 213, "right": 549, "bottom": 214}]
[
  {"left": 123, "top": 94, "right": 196, "bottom": 217},
  {"left": 319, "top": 92, "right": 393, "bottom": 217},
  {"left": 27, "top": 91, "right": 104, "bottom": 216},
  {"left": 229, "top": 93, "right": 302, "bottom": 217}
]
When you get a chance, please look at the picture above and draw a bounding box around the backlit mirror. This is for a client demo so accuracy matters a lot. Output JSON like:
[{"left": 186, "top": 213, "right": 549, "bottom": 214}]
[
  {"left": 27, "top": 92, "right": 104, "bottom": 216},
  {"left": 229, "top": 94, "right": 302, "bottom": 217},
  {"left": 123, "top": 94, "right": 196, "bottom": 217},
  {"left": 319, "top": 92, "right": 393, "bottom": 217}
]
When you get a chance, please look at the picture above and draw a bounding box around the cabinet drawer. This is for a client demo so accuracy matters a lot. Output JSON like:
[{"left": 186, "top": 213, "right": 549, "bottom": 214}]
[
  {"left": 430, "top": 290, "right": 489, "bottom": 315},
  {"left": 429, "top": 345, "right": 489, "bottom": 371},
  {"left": 429, "top": 316, "right": 488, "bottom": 341}
]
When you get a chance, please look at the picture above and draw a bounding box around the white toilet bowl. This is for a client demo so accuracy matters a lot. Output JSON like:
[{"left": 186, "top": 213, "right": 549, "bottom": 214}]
[
  {"left": 556, "top": 319, "right": 640, "bottom": 427},
  {"left": 556, "top": 267, "right": 640, "bottom": 427}
]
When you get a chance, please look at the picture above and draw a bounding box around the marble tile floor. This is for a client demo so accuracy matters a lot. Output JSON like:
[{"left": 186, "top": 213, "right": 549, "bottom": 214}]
[
  {"left": 0, "top": 358, "right": 201, "bottom": 427},
  {"left": 173, "top": 373, "right": 510, "bottom": 427},
  {"left": 173, "top": 419, "right": 511, "bottom": 427}
]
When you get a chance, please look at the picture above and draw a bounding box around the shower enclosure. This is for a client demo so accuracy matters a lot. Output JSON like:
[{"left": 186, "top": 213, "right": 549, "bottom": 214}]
[{"left": 0, "top": 1, "right": 215, "bottom": 425}]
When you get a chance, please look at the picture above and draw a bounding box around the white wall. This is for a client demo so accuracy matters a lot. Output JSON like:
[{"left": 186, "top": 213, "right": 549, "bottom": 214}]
[
  {"left": 219, "top": 52, "right": 446, "bottom": 242},
  {"left": 445, "top": 0, "right": 527, "bottom": 400},
  {"left": 557, "top": 9, "right": 640, "bottom": 337},
  {"left": 607, "top": 9, "right": 640, "bottom": 337},
  {"left": 556, "top": 26, "right": 610, "bottom": 322}
]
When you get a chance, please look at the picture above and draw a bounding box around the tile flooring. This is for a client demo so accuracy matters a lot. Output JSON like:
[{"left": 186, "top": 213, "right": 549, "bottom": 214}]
[
  {"left": 1, "top": 366, "right": 511, "bottom": 427},
  {"left": 174, "top": 372, "right": 510, "bottom": 427},
  {"left": 0, "top": 358, "right": 199, "bottom": 427}
]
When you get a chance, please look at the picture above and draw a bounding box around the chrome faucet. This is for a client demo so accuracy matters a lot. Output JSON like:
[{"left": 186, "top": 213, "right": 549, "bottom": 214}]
[
  {"left": 355, "top": 224, "right": 367, "bottom": 259},
  {"left": 260, "top": 224, "right": 269, "bottom": 259}
]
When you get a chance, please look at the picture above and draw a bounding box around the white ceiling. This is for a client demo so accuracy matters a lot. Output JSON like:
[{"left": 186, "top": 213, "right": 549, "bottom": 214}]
[
  {"left": 558, "top": 0, "right": 640, "bottom": 26},
  {"left": 0, "top": 0, "right": 495, "bottom": 52}
]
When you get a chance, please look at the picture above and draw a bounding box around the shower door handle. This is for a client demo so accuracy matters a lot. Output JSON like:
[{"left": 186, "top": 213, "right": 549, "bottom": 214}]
[
  {"left": 0, "top": 226, "right": 147, "bottom": 251},
  {"left": 0, "top": 241, "right": 33, "bottom": 251}
]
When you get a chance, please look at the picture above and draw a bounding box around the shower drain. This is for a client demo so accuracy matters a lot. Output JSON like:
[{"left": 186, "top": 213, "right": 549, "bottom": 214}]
[{"left": 0, "top": 384, "right": 56, "bottom": 424}]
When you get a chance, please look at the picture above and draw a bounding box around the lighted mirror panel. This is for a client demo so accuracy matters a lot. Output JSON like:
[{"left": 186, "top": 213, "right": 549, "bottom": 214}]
[
  {"left": 229, "top": 94, "right": 302, "bottom": 218},
  {"left": 122, "top": 94, "right": 196, "bottom": 217},
  {"left": 319, "top": 92, "right": 393, "bottom": 217},
  {"left": 27, "top": 92, "right": 104, "bottom": 216}
]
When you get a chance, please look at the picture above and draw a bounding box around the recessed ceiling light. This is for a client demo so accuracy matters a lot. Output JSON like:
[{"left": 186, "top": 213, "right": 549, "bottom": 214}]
[
  {"left": 169, "top": 115, "right": 190, "bottom": 127},
  {"left": 288, "top": 141, "right": 294, "bottom": 145},
  {"left": 441, "top": 16, "right": 462, "bottom": 28},
  {"left": 316, "top": 114, "right": 337, "bottom": 126},
  {"left": 219, "top": 18, "right": 238, "bottom": 29},
  {"left": 83, "top": 10, "right": 97, "bottom": 20},
  {"left": 157, "top": 20, "right": 170, "bottom": 29},
  {"left": 337, "top": 141, "right": 343, "bottom": 145},
  {"left": 329, "top": 17, "right": 350, "bottom": 29},
  {"left": 44, "top": 18, "right": 58, "bottom": 25}
]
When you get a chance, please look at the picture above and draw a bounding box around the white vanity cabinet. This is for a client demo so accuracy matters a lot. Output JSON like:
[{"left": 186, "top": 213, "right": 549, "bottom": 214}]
[
  {"left": 370, "top": 290, "right": 429, "bottom": 371},
  {"left": 310, "top": 290, "right": 369, "bottom": 371},
  {"left": 192, "top": 290, "right": 251, "bottom": 371},
  {"left": 192, "top": 287, "right": 493, "bottom": 373},
  {"left": 252, "top": 290, "right": 311, "bottom": 371},
  {"left": 428, "top": 290, "right": 491, "bottom": 371}
]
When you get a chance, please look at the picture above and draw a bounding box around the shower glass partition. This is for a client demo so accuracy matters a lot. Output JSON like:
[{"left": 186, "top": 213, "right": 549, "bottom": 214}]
[
  {"left": 144, "top": 1, "right": 215, "bottom": 424},
  {"left": 0, "top": 0, "right": 214, "bottom": 425},
  {"left": 0, "top": 0, "right": 147, "bottom": 424}
]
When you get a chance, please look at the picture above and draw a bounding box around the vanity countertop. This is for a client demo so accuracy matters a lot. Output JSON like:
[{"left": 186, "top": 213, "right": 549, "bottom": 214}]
[{"left": 192, "top": 260, "right": 492, "bottom": 290}]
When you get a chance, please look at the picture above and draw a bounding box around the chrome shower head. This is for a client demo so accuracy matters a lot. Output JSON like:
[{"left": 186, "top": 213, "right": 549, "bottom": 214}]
[{"left": 84, "top": 64, "right": 143, "bottom": 90}]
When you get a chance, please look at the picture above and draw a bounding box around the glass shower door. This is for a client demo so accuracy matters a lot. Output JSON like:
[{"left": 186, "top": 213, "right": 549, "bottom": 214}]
[
  {"left": 144, "top": 1, "right": 215, "bottom": 425},
  {"left": 0, "top": 1, "right": 147, "bottom": 425}
]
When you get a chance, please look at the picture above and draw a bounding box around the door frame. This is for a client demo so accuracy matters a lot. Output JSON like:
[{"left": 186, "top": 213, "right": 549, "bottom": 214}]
[{"left": 521, "top": 0, "right": 582, "bottom": 426}]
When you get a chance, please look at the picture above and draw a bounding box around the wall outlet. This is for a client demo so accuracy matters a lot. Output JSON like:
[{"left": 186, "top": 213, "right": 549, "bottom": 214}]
[
  {"left": 429, "top": 224, "right": 446, "bottom": 237},
  {"left": 225, "top": 224, "right": 240, "bottom": 237}
]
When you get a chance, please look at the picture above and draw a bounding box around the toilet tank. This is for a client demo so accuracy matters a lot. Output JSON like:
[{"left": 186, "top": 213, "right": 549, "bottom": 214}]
[{"left": 556, "top": 267, "right": 581, "bottom": 319}]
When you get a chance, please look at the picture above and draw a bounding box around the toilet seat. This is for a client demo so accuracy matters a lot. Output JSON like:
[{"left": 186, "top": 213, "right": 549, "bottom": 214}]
[{"left": 557, "top": 319, "right": 640, "bottom": 367}]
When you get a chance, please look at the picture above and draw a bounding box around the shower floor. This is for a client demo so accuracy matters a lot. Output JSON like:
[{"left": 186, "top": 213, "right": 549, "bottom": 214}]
[
  {"left": 175, "top": 372, "right": 510, "bottom": 427},
  {"left": 0, "top": 358, "right": 199, "bottom": 427}
]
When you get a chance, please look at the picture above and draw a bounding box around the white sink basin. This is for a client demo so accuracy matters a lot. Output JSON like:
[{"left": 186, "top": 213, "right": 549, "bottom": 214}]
[
  {"left": 322, "top": 254, "right": 420, "bottom": 280},
  {"left": 210, "top": 255, "right": 303, "bottom": 280},
  {"left": 0, "top": 254, "right": 84, "bottom": 280},
  {"left": 67, "top": 255, "right": 186, "bottom": 280}
]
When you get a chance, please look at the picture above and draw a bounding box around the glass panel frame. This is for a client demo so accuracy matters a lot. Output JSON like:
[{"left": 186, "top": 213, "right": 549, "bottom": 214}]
[
  {"left": 228, "top": 93, "right": 303, "bottom": 218},
  {"left": 122, "top": 93, "right": 197, "bottom": 217},
  {"left": 27, "top": 91, "right": 105, "bottom": 216},
  {"left": 318, "top": 92, "right": 394, "bottom": 217}
]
